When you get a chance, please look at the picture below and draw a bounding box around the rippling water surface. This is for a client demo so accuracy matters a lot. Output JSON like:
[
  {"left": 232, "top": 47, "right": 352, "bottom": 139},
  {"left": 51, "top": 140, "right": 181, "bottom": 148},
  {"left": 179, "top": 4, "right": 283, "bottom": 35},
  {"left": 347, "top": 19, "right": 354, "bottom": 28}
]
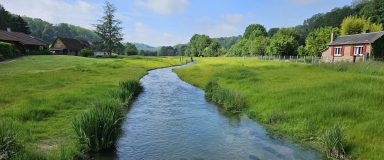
[{"left": 115, "top": 64, "right": 321, "bottom": 160}]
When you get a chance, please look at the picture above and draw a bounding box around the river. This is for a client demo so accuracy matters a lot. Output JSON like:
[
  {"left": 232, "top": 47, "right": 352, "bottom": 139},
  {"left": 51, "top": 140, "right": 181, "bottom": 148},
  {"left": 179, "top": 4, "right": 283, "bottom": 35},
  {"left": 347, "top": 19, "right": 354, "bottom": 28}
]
[{"left": 114, "top": 64, "right": 321, "bottom": 160}]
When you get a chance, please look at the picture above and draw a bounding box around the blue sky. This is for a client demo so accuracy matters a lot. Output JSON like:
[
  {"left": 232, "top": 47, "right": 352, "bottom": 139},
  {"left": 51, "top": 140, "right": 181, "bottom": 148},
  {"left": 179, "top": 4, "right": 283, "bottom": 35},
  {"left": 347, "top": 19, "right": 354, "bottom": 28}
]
[{"left": 1, "top": 0, "right": 352, "bottom": 46}]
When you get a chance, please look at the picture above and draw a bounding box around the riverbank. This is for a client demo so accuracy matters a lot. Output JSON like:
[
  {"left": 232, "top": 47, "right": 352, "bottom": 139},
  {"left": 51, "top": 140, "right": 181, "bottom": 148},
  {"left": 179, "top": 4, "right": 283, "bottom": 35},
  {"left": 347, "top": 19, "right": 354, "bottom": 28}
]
[
  {"left": 0, "top": 55, "right": 181, "bottom": 159},
  {"left": 174, "top": 57, "right": 384, "bottom": 160}
]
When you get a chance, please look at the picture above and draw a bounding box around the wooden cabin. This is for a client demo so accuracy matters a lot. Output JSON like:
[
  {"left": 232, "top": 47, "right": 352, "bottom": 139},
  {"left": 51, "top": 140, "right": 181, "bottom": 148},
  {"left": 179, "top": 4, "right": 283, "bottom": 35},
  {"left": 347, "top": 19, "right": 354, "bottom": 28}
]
[
  {"left": 0, "top": 30, "right": 48, "bottom": 53},
  {"left": 50, "top": 37, "right": 91, "bottom": 55}
]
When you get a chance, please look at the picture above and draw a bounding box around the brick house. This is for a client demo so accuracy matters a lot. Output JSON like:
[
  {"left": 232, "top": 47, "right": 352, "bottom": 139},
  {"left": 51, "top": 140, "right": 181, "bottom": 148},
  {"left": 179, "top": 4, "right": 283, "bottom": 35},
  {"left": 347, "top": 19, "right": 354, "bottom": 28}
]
[
  {"left": 322, "top": 31, "right": 384, "bottom": 62},
  {"left": 49, "top": 37, "right": 91, "bottom": 55}
]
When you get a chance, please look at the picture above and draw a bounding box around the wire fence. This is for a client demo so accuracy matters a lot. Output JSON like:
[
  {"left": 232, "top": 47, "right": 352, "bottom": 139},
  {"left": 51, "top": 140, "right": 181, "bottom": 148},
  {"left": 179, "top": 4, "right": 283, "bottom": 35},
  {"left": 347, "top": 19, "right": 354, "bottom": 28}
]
[{"left": 257, "top": 55, "right": 324, "bottom": 64}]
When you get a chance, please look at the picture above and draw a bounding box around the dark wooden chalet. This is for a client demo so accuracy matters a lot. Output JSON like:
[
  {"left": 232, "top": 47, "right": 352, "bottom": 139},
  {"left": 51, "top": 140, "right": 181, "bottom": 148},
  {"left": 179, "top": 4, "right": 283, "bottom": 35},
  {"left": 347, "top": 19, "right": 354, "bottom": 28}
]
[
  {"left": 0, "top": 30, "right": 48, "bottom": 53},
  {"left": 50, "top": 37, "right": 91, "bottom": 55}
]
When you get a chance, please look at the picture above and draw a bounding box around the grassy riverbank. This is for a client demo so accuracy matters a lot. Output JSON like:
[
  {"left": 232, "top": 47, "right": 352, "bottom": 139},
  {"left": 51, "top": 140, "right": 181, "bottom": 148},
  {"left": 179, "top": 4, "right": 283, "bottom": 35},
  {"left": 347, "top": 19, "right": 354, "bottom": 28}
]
[
  {"left": 175, "top": 57, "right": 384, "bottom": 160},
  {"left": 0, "top": 55, "right": 181, "bottom": 159}
]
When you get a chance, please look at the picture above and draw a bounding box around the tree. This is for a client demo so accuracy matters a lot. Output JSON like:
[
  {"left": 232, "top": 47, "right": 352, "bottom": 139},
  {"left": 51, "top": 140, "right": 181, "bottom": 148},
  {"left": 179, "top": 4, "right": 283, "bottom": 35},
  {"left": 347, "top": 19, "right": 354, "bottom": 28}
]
[
  {"left": 359, "top": 0, "right": 384, "bottom": 25},
  {"left": 249, "top": 36, "right": 270, "bottom": 55},
  {"left": 268, "top": 28, "right": 279, "bottom": 37},
  {"left": 340, "top": 16, "right": 383, "bottom": 35},
  {"left": 94, "top": 1, "right": 123, "bottom": 55},
  {"left": 305, "top": 27, "right": 340, "bottom": 56},
  {"left": 124, "top": 42, "right": 138, "bottom": 55},
  {"left": 266, "top": 28, "right": 300, "bottom": 56},
  {"left": 227, "top": 38, "right": 249, "bottom": 56},
  {"left": 158, "top": 46, "right": 176, "bottom": 56},
  {"left": 203, "top": 40, "right": 222, "bottom": 57},
  {"left": 243, "top": 24, "right": 267, "bottom": 39},
  {"left": 188, "top": 34, "right": 211, "bottom": 56},
  {"left": 0, "top": 5, "right": 30, "bottom": 34}
]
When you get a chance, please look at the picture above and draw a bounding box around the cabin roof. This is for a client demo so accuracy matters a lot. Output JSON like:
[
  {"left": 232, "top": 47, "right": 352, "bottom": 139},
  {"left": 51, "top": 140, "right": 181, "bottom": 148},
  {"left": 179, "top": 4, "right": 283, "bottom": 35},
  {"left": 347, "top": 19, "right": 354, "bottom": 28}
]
[
  {"left": 51, "top": 37, "right": 91, "bottom": 51},
  {"left": 0, "top": 30, "right": 48, "bottom": 46},
  {"left": 329, "top": 31, "right": 384, "bottom": 46}
]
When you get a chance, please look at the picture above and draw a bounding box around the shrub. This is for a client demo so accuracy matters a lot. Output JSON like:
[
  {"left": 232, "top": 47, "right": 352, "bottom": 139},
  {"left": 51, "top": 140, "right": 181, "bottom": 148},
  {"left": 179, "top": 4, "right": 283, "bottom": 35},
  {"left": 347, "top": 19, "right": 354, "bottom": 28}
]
[
  {"left": 79, "top": 48, "right": 94, "bottom": 57},
  {"left": 114, "top": 80, "right": 142, "bottom": 104},
  {"left": 0, "top": 122, "right": 21, "bottom": 159},
  {"left": 205, "top": 79, "right": 247, "bottom": 113},
  {"left": 0, "top": 42, "right": 19, "bottom": 59},
  {"left": 31, "top": 49, "right": 51, "bottom": 55},
  {"left": 73, "top": 100, "right": 123, "bottom": 152},
  {"left": 322, "top": 125, "right": 347, "bottom": 159}
]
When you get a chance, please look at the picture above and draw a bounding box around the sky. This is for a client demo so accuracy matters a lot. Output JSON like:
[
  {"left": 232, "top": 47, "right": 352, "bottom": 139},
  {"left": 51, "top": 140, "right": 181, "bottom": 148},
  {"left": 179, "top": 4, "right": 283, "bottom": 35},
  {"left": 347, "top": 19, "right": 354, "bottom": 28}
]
[{"left": 1, "top": 0, "right": 353, "bottom": 47}]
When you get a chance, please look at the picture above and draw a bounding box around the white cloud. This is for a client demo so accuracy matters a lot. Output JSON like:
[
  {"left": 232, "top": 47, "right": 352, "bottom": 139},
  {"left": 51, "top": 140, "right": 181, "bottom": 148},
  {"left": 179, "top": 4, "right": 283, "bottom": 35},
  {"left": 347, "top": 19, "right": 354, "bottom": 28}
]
[
  {"left": 124, "top": 21, "right": 187, "bottom": 46},
  {"left": 134, "top": 0, "right": 188, "bottom": 16},
  {"left": 205, "top": 14, "right": 245, "bottom": 37},
  {"left": 1, "top": 0, "right": 99, "bottom": 29}
]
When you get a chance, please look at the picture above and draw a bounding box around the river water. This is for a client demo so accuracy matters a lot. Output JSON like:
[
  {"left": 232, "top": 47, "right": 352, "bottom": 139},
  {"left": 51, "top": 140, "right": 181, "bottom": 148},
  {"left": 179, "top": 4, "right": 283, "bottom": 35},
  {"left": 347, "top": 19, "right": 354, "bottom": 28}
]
[{"left": 115, "top": 64, "right": 321, "bottom": 160}]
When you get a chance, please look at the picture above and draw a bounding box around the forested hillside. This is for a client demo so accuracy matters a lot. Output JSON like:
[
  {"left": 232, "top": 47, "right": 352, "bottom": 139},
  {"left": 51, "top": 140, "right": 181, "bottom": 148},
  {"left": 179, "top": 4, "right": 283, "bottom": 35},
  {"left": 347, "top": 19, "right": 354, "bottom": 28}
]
[
  {"left": 23, "top": 17, "right": 100, "bottom": 43},
  {"left": 0, "top": 4, "right": 99, "bottom": 43}
]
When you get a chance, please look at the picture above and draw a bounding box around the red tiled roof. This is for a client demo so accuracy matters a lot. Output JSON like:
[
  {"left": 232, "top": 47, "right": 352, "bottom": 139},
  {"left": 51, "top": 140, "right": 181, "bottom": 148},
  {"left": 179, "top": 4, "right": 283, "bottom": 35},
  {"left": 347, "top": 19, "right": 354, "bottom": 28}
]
[{"left": 0, "top": 30, "right": 48, "bottom": 46}]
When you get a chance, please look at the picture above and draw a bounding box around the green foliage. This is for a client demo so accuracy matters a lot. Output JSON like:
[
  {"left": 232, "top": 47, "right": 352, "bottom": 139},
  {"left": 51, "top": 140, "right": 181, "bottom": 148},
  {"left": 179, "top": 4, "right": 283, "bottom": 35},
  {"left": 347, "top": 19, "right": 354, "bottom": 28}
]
[
  {"left": 94, "top": 1, "right": 123, "bottom": 55},
  {"left": 0, "top": 122, "right": 21, "bottom": 159},
  {"left": 268, "top": 28, "right": 280, "bottom": 37},
  {"left": 73, "top": 99, "right": 123, "bottom": 152},
  {"left": 205, "top": 80, "right": 247, "bottom": 113},
  {"left": 323, "top": 125, "right": 346, "bottom": 159},
  {"left": 158, "top": 46, "right": 176, "bottom": 56},
  {"left": 188, "top": 34, "right": 212, "bottom": 56},
  {"left": 0, "top": 5, "right": 30, "bottom": 34},
  {"left": 124, "top": 42, "right": 138, "bottom": 55},
  {"left": 340, "top": 16, "right": 383, "bottom": 35},
  {"left": 297, "top": 45, "right": 307, "bottom": 55},
  {"left": 249, "top": 36, "right": 270, "bottom": 55},
  {"left": 213, "top": 36, "right": 241, "bottom": 49},
  {"left": 79, "top": 48, "right": 93, "bottom": 57},
  {"left": 243, "top": 24, "right": 267, "bottom": 39},
  {"left": 266, "top": 28, "right": 300, "bottom": 55},
  {"left": 0, "top": 42, "right": 19, "bottom": 59},
  {"left": 359, "top": 0, "right": 384, "bottom": 25},
  {"left": 227, "top": 38, "right": 249, "bottom": 56},
  {"left": 305, "top": 27, "right": 340, "bottom": 56},
  {"left": 23, "top": 17, "right": 100, "bottom": 43},
  {"left": 115, "top": 80, "right": 142, "bottom": 104}
]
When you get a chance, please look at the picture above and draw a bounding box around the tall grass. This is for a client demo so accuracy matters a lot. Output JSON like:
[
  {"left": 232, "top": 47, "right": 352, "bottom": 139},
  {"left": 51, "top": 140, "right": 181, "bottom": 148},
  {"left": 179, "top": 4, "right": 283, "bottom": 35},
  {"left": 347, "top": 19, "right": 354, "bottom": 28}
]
[
  {"left": 205, "top": 80, "right": 247, "bottom": 113},
  {"left": 73, "top": 100, "right": 123, "bottom": 152},
  {"left": 114, "top": 80, "right": 142, "bottom": 105},
  {"left": 0, "top": 122, "right": 20, "bottom": 160},
  {"left": 73, "top": 79, "right": 142, "bottom": 152},
  {"left": 323, "top": 125, "right": 347, "bottom": 159}
]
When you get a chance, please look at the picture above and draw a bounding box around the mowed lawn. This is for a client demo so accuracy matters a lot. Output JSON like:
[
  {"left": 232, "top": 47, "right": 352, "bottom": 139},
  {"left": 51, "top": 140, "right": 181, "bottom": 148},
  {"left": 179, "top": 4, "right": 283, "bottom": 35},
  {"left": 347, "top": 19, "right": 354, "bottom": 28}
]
[
  {"left": 175, "top": 57, "right": 384, "bottom": 160},
  {"left": 0, "top": 55, "right": 181, "bottom": 158}
]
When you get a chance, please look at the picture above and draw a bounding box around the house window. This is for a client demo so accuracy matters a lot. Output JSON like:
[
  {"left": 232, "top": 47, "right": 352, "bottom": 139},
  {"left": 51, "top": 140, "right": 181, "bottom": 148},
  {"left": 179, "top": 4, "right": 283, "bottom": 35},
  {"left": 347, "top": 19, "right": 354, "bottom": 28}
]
[
  {"left": 333, "top": 47, "right": 342, "bottom": 56},
  {"left": 354, "top": 46, "right": 363, "bottom": 56}
]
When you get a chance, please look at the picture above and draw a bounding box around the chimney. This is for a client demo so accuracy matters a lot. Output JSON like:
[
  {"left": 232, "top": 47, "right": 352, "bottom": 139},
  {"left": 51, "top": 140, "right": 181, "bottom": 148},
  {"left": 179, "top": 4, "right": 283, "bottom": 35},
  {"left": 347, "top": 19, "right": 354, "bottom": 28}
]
[
  {"left": 330, "top": 32, "right": 334, "bottom": 43},
  {"left": 6, "top": 27, "right": 11, "bottom": 32}
]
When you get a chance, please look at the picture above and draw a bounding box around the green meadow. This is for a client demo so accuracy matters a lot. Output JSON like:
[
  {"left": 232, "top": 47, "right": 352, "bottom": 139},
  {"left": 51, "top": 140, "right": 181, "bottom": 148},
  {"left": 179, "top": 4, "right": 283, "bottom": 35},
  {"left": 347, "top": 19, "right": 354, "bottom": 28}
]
[
  {"left": 0, "top": 55, "right": 181, "bottom": 159},
  {"left": 175, "top": 57, "right": 384, "bottom": 160}
]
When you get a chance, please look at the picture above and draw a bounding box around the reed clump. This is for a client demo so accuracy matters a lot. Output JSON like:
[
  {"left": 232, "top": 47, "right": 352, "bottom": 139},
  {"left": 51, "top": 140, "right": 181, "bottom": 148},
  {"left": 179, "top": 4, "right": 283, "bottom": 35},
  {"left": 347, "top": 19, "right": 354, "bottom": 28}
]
[{"left": 205, "top": 80, "right": 247, "bottom": 113}]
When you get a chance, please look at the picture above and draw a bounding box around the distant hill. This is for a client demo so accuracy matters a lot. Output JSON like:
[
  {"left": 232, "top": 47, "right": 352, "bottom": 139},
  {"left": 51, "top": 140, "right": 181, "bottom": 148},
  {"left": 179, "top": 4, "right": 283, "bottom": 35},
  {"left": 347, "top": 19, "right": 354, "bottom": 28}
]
[{"left": 134, "top": 43, "right": 159, "bottom": 51}]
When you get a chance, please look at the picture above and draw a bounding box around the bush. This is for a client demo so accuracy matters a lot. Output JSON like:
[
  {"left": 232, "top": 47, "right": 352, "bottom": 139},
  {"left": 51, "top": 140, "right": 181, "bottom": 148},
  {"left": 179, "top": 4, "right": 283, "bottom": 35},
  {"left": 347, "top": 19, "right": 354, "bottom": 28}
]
[
  {"left": 0, "top": 42, "right": 19, "bottom": 59},
  {"left": 73, "top": 100, "right": 123, "bottom": 152},
  {"left": 205, "top": 79, "right": 247, "bottom": 113},
  {"left": 323, "top": 125, "right": 347, "bottom": 159},
  {"left": 0, "top": 122, "right": 21, "bottom": 159},
  {"left": 79, "top": 48, "right": 94, "bottom": 57},
  {"left": 114, "top": 80, "right": 142, "bottom": 104},
  {"left": 31, "top": 49, "right": 51, "bottom": 55}
]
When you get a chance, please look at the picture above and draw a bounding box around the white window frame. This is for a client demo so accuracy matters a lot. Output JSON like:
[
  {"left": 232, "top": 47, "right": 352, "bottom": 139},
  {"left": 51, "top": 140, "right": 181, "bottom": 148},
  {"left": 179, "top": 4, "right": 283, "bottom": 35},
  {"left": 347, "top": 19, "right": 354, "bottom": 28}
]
[
  {"left": 333, "top": 47, "right": 342, "bottom": 57},
  {"left": 353, "top": 46, "right": 363, "bottom": 56}
]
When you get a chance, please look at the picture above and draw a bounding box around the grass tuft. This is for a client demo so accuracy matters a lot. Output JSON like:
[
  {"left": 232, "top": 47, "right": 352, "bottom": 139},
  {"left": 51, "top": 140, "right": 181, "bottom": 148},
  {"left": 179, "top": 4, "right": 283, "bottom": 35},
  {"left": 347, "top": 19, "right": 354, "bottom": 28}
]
[
  {"left": 205, "top": 79, "right": 247, "bottom": 113},
  {"left": 322, "top": 125, "right": 347, "bottom": 159},
  {"left": 73, "top": 99, "right": 123, "bottom": 152},
  {"left": 0, "top": 122, "right": 21, "bottom": 160},
  {"left": 114, "top": 80, "right": 142, "bottom": 105}
]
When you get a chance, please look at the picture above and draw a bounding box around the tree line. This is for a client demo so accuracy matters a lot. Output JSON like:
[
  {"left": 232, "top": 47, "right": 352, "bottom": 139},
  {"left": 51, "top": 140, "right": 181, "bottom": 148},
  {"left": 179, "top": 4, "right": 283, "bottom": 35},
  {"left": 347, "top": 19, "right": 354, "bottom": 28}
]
[{"left": 178, "top": 0, "right": 384, "bottom": 57}]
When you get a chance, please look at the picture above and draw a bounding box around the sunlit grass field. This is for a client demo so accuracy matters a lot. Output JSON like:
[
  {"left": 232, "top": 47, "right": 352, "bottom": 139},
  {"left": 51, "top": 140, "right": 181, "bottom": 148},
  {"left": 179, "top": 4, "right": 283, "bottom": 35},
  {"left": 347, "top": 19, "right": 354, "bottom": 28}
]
[
  {"left": 0, "top": 55, "right": 181, "bottom": 159},
  {"left": 175, "top": 57, "right": 384, "bottom": 160}
]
